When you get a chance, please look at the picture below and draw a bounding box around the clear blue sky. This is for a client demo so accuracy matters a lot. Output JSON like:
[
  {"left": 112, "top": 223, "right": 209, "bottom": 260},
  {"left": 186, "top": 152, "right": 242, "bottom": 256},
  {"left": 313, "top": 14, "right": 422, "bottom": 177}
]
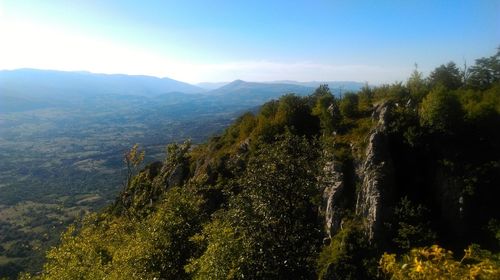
[{"left": 0, "top": 0, "right": 498, "bottom": 84}]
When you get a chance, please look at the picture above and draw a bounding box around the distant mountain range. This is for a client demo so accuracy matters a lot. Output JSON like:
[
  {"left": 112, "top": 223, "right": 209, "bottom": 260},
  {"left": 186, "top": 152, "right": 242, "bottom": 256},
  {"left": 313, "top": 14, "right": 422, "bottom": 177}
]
[
  {"left": 0, "top": 69, "right": 364, "bottom": 113},
  {"left": 0, "top": 68, "right": 363, "bottom": 276},
  {"left": 206, "top": 79, "right": 312, "bottom": 96},
  {"left": 197, "top": 80, "right": 364, "bottom": 92},
  {"left": 196, "top": 82, "right": 230, "bottom": 90},
  {"left": 0, "top": 68, "right": 204, "bottom": 97},
  {"left": 270, "top": 80, "right": 365, "bottom": 92}
]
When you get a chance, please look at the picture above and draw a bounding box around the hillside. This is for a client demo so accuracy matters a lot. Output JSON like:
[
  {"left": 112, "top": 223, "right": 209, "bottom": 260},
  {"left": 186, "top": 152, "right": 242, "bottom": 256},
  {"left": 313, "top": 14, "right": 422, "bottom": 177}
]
[
  {"left": 19, "top": 50, "right": 500, "bottom": 279},
  {"left": 1, "top": 70, "right": 369, "bottom": 277}
]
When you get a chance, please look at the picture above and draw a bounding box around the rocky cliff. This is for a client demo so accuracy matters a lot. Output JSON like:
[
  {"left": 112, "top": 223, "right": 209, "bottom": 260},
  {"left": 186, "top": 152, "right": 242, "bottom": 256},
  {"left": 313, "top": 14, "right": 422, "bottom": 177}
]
[
  {"left": 321, "top": 159, "right": 346, "bottom": 239},
  {"left": 354, "top": 102, "right": 396, "bottom": 242},
  {"left": 322, "top": 102, "right": 396, "bottom": 242}
]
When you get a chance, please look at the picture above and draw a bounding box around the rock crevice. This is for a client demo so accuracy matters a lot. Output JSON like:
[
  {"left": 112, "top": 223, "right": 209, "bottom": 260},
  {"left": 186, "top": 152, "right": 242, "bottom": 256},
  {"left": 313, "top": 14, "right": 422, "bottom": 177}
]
[{"left": 322, "top": 102, "right": 396, "bottom": 242}]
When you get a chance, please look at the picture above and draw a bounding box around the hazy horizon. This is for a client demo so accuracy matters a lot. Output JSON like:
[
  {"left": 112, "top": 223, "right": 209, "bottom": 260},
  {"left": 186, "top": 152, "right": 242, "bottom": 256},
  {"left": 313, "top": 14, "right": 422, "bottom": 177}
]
[
  {"left": 0, "top": 67, "right": 372, "bottom": 87},
  {"left": 1, "top": 1, "right": 498, "bottom": 83}
]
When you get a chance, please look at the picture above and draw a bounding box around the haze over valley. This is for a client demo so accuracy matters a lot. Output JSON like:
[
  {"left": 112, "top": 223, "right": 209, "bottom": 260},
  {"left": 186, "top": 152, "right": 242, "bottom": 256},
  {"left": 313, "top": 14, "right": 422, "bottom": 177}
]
[
  {"left": 0, "top": 0, "right": 498, "bottom": 279},
  {"left": 0, "top": 68, "right": 363, "bottom": 275}
]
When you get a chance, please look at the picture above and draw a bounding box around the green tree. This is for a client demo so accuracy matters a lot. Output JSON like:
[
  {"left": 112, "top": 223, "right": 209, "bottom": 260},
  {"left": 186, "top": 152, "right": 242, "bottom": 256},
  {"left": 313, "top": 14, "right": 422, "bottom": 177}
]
[
  {"left": 428, "top": 62, "right": 462, "bottom": 90},
  {"left": 312, "top": 84, "right": 332, "bottom": 97},
  {"left": 187, "top": 133, "right": 322, "bottom": 279},
  {"left": 468, "top": 48, "right": 500, "bottom": 90},
  {"left": 407, "top": 64, "right": 428, "bottom": 101},
  {"left": 309, "top": 84, "right": 333, "bottom": 106},
  {"left": 419, "top": 85, "right": 463, "bottom": 132},
  {"left": 123, "top": 144, "right": 145, "bottom": 189},
  {"left": 31, "top": 187, "right": 204, "bottom": 280},
  {"left": 274, "top": 94, "right": 319, "bottom": 136},
  {"left": 358, "top": 83, "right": 374, "bottom": 112},
  {"left": 312, "top": 90, "right": 339, "bottom": 135},
  {"left": 339, "top": 93, "right": 359, "bottom": 118},
  {"left": 459, "top": 85, "right": 500, "bottom": 123},
  {"left": 317, "top": 220, "right": 376, "bottom": 280},
  {"left": 387, "top": 82, "right": 410, "bottom": 101}
]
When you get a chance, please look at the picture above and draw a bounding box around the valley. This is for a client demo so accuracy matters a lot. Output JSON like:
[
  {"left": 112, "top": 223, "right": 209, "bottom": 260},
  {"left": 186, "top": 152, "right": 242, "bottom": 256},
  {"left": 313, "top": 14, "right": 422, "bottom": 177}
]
[{"left": 0, "top": 69, "right": 362, "bottom": 276}]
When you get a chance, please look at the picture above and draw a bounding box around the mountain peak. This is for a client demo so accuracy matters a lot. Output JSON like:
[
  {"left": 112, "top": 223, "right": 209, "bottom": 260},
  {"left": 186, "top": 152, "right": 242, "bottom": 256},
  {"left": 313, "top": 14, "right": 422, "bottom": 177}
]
[{"left": 229, "top": 79, "right": 246, "bottom": 85}]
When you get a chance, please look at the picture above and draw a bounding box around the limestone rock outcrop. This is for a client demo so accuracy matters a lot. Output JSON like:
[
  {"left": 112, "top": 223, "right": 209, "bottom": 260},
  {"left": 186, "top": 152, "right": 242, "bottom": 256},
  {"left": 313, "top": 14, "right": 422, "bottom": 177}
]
[
  {"left": 322, "top": 102, "right": 396, "bottom": 242},
  {"left": 321, "top": 159, "right": 346, "bottom": 238},
  {"left": 355, "top": 101, "right": 395, "bottom": 242}
]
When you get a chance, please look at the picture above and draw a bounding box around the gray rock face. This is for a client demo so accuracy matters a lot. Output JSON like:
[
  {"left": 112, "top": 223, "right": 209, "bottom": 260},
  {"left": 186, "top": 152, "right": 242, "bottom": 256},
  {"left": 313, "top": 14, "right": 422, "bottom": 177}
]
[
  {"left": 322, "top": 159, "right": 345, "bottom": 238},
  {"left": 355, "top": 102, "right": 395, "bottom": 242},
  {"left": 321, "top": 102, "right": 396, "bottom": 241}
]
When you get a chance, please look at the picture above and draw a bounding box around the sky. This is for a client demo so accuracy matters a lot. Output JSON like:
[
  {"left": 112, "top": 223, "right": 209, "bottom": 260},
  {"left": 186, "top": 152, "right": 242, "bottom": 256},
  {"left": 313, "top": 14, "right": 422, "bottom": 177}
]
[{"left": 0, "top": 0, "right": 498, "bottom": 84}]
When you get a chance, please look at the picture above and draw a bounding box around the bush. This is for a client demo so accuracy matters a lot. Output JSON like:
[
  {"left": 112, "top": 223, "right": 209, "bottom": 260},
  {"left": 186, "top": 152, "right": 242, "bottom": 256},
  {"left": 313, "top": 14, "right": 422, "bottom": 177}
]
[
  {"left": 380, "top": 244, "right": 500, "bottom": 280},
  {"left": 317, "top": 220, "right": 377, "bottom": 280}
]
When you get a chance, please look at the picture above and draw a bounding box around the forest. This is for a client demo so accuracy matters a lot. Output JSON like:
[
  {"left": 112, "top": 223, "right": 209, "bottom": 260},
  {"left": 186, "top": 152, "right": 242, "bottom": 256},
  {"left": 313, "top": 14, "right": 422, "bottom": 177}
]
[{"left": 16, "top": 49, "right": 500, "bottom": 279}]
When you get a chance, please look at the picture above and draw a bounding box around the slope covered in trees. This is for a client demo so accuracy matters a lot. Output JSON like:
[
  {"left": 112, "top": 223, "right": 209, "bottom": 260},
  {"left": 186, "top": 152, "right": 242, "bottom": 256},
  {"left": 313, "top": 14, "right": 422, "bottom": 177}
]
[
  {"left": 1, "top": 70, "right": 356, "bottom": 277},
  {"left": 20, "top": 50, "right": 500, "bottom": 279}
]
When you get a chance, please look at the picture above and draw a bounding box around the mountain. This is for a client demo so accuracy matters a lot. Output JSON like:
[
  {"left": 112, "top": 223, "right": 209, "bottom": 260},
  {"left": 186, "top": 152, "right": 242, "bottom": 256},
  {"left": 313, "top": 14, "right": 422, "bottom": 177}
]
[
  {"left": 203, "top": 80, "right": 363, "bottom": 99},
  {"left": 4, "top": 50, "right": 500, "bottom": 278},
  {"left": 196, "top": 81, "right": 230, "bottom": 90},
  {"left": 207, "top": 79, "right": 313, "bottom": 97},
  {"left": 271, "top": 80, "right": 365, "bottom": 92},
  {"left": 0, "top": 70, "right": 320, "bottom": 277},
  {"left": 0, "top": 69, "right": 204, "bottom": 98},
  {"left": 1, "top": 70, "right": 368, "bottom": 114},
  {"left": 23, "top": 65, "right": 500, "bottom": 279},
  {"left": 197, "top": 81, "right": 365, "bottom": 92}
]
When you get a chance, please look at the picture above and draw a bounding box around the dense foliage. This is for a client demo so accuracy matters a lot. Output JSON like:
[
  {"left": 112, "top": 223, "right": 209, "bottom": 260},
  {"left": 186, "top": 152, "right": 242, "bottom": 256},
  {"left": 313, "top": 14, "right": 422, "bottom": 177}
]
[
  {"left": 380, "top": 245, "right": 500, "bottom": 279},
  {"left": 187, "top": 134, "right": 321, "bottom": 279},
  {"left": 16, "top": 49, "right": 500, "bottom": 279}
]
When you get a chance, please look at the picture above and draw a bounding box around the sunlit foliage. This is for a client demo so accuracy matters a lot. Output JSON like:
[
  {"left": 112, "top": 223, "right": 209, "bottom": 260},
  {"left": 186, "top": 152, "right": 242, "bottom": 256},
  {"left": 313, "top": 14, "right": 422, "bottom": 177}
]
[
  {"left": 380, "top": 245, "right": 500, "bottom": 280},
  {"left": 22, "top": 49, "right": 500, "bottom": 280}
]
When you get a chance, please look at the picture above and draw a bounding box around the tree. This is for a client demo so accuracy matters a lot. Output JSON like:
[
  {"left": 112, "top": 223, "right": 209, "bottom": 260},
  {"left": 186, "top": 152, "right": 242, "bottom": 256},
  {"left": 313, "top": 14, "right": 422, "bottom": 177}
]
[
  {"left": 317, "top": 220, "right": 376, "bottom": 280},
  {"left": 468, "top": 48, "right": 500, "bottom": 90},
  {"left": 123, "top": 144, "right": 145, "bottom": 189},
  {"left": 30, "top": 187, "right": 205, "bottom": 280},
  {"left": 387, "top": 82, "right": 410, "bottom": 101},
  {"left": 275, "top": 94, "right": 320, "bottom": 136},
  {"left": 339, "top": 93, "right": 359, "bottom": 118},
  {"left": 428, "top": 62, "right": 462, "bottom": 90},
  {"left": 309, "top": 84, "right": 333, "bottom": 106},
  {"left": 312, "top": 90, "right": 339, "bottom": 135},
  {"left": 187, "top": 133, "right": 322, "bottom": 279},
  {"left": 407, "top": 64, "right": 428, "bottom": 101},
  {"left": 459, "top": 85, "right": 500, "bottom": 123},
  {"left": 253, "top": 95, "right": 320, "bottom": 141},
  {"left": 358, "top": 83, "right": 374, "bottom": 112},
  {"left": 419, "top": 85, "right": 463, "bottom": 132}
]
